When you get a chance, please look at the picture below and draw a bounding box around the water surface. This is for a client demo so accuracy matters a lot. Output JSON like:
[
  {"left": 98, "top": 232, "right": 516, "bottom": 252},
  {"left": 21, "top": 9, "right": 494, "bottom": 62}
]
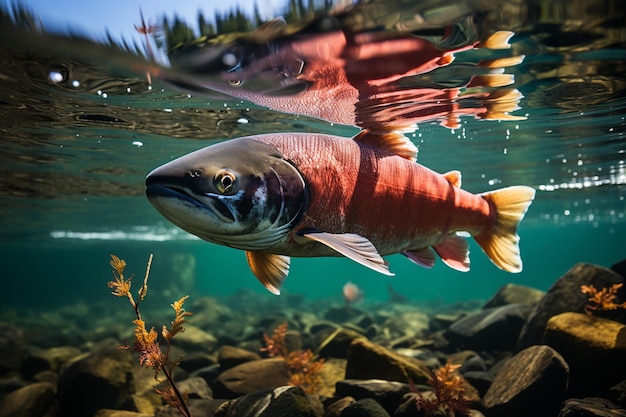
[{"left": 0, "top": 0, "right": 624, "bottom": 310}]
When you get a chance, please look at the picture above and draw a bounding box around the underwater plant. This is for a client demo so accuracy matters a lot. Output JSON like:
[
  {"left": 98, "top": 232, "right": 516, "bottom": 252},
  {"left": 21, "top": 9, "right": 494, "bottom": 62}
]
[
  {"left": 261, "top": 322, "right": 325, "bottom": 394},
  {"left": 108, "top": 254, "right": 193, "bottom": 417},
  {"left": 409, "top": 361, "right": 473, "bottom": 417},
  {"left": 581, "top": 283, "right": 626, "bottom": 315}
]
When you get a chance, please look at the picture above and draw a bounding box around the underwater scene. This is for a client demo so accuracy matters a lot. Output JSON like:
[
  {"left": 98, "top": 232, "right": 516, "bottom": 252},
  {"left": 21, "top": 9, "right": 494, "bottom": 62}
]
[{"left": 0, "top": 0, "right": 625, "bottom": 416}]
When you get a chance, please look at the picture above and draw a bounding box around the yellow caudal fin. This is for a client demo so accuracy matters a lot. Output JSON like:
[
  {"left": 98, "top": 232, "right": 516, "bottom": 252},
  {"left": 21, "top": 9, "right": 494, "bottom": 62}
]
[{"left": 474, "top": 186, "right": 536, "bottom": 272}]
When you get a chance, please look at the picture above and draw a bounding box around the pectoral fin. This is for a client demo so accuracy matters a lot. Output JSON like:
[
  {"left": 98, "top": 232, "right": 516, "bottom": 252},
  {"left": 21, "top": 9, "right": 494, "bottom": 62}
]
[
  {"left": 301, "top": 231, "right": 394, "bottom": 276},
  {"left": 245, "top": 251, "right": 290, "bottom": 295}
]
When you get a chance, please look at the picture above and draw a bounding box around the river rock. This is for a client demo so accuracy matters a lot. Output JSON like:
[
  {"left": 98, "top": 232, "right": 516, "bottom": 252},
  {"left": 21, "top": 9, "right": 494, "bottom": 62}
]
[
  {"left": 318, "top": 358, "right": 347, "bottom": 397},
  {"left": 94, "top": 411, "right": 153, "bottom": 417},
  {"left": 214, "top": 385, "right": 319, "bottom": 417},
  {"left": 169, "top": 325, "right": 218, "bottom": 352},
  {"left": 345, "top": 338, "right": 430, "bottom": 384},
  {"left": 393, "top": 392, "right": 420, "bottom": 417},
  {"left": 335, "top": 379, "right": 410, "bottom": 415},
  {"left": 317, "top": 328, "right": 365, "bottom": 359},
  {"left": 0, "top": 324, "right": 25, "bottom": 372},
  {"left": 22, "top": 345, "right": 83, "bottom": 378},
  {"left": 381, "top": 311, "right": 430, "bottom": 339},
  {"left": 517, "top": 263, "right": 625, "bottom": 350},
  {"left": 340, "top": 398, "right": 391, "bottom": 417},
  {"left": 57, "top": 349, "right": 135, "bottom": 417},
  {"left": 178, "top": 351, "right": 216, "bottom": 373},
  {"left": 324, "top": 306, "right": 365, "bottom": 323},
  {"left": 0, "top": 381, "right": 56, "bottom": 417},
  {"left": 214, "top": 357, "right": 289, "bottom": 398},
  {"left": 558, "top": 397, "right": 626, "bottom": 417},
  {"left": 155, "top": 398, "right": 224, "bottom": 417},
  {"left": 218, "top": 345, "right": 260, "bottom": 370},
  {"left": 483, "top": 345, "right": 569, "bottom": 417},
  {"left": 612, "top": 380, "right": 626, "bottom": 407},
  {"left": 445, "top": 304, "right": 530, "bottom": 351},
  {"left": 611, "top": 258, "right": 626, "bottom": 278},
  {"left": 177, "top": 376, "right": 213, "bottom": 400},
  {"left": 324, "top": 396, "right": 356, "bottom": 417},
  {"left": 482, "top": 284, "right": 545, "bottom": 308},
  {"left": 543, "top": 312, "right": 626, "bottom": 396}
]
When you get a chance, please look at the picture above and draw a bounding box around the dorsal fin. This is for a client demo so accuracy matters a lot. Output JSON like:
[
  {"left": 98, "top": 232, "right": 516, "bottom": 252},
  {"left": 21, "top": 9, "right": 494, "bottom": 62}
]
[
  {"left": 353, "top": 129, "right": 418, "bottom": 161},
  {"left": 479, "top": 31, "right": 514, "bottom": 50},
  {"left": 245, "top": 251, "right": 290, "bottom": 295},
  {"left": 478, "top": 55, "right": 525, "bottom": 69},
  {"left": 443, "top": 170, "right": 462, "bottom": 188},
  {"left": 248, "top": 18, "right": 287, "bottom": 42}
]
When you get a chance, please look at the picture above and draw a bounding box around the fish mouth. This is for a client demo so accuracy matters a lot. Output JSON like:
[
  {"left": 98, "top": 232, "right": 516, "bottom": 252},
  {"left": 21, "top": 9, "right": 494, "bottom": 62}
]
[{"left": 146, "top": 184, "right": 235, "bottom": 223}]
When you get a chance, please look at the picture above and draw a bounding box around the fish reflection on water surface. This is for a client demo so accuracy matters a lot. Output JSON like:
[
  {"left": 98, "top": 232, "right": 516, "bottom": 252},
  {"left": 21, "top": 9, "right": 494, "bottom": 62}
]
[{"left": 160, "top": 13, "right": 525, "bottom": 130}]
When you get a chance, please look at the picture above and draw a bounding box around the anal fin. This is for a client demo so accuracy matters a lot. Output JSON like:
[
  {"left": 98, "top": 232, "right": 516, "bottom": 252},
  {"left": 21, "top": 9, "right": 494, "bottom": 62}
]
[
  {"left": 402, "top": 247, "right": 436, "bottom": 269},
  {"left": 434, "top": 234, "right": 470, "bottom": 272},
  {"left": 245, "top": 251, "right": 290, "bottom": 295},
  {"left": 301, "top": 231, "right": 394, "bottom": 276}
]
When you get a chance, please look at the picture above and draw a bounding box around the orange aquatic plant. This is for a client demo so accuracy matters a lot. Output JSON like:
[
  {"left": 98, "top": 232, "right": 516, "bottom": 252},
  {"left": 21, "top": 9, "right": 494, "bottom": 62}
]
[
  {"left": 409, "top": 361, "right": 472, "bottom": 417},
  {"left": 108, "top": 254, "right": 193, "bottom": 417},
  {"left": 261, "top": 322, "right": 325, "bottom": 394},
  {"left": 581, "top": 283, "right": 626, "bottom": 315}
]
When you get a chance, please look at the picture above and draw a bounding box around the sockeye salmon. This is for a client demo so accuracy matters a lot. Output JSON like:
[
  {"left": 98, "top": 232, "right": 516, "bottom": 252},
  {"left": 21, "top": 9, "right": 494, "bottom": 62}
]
[
  {"left": 146, "top": 132, "right": 535, "bottom": 294},
  {"left": 161, "top": 19, "right": 523, "bottom": 131}
]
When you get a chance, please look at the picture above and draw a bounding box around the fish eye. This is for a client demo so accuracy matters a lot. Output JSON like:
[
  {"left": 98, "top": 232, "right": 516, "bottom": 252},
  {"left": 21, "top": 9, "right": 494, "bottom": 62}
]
[
  {"left": 214, "top": 169, "right": 237, "bottom": 194},
  {"left": 228, "top": 79, "right": 243, "bottom": 87}
]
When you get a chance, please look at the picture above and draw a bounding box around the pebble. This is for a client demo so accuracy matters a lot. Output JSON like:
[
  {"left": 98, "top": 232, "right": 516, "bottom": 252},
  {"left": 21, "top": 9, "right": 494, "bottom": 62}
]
[
  {"left": 558, "top": 397, "right": 626, "bottom": 417},
  {"left": 482, "top": 283, "right": 545, "bottom": 308},
  {"left": 445, "top": 304, "right": 531, "bottom": 351},
  {"left": 340, "top": 398, "right": 391, "bottom": 417},
  {"left": 1, "top": 261, "right": 625, "bottom": 417},
  {"left": 517, "top": 263, "right": 625, "bottom": 350},
  {"left": 345, "top": 338, "right": 430, "bottom": 383},
  {"left": 335, "top": 379, "right": 410, "bottom": 415},
  {"left": 0, "top": 381, "right": 56, "bottom": 417},
  {"left": 543, "top": 312, "right": 626, "bottom": 396},
  {"left": 213, "top": 386, "right": 318, "bottom": 417},
  {"left": 217, "top": 345, "right": 260, "bottom": 370},
  {"left": 214, "top": 357, "right": 290, "bottom": 398},
  {"left": 57, "top": 349, "right": 135, "bottom": 417},
  {"left": 483, "top": 345, "right": 569, "bottom": 417}
]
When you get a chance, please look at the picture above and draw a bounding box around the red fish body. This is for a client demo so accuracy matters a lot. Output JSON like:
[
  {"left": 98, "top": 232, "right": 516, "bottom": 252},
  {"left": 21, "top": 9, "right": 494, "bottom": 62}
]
[
  {"left": 146, "top": 131, "right": 535, "bottom": 294},
  {"left": 162, "top": 22, "right": 523, "bottom": 130},
  {"left": 254, "top": 133, "right": 492, "bottom": 258}
]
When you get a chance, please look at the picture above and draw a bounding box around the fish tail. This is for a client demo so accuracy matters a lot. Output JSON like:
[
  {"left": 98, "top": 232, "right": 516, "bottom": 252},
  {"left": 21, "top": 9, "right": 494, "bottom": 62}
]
[{"left": 474, "top": 186, "right": 536, "bottom": 272}]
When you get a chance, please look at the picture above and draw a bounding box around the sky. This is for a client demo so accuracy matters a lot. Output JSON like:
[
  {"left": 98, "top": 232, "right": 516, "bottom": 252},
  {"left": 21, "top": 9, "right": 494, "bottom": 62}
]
[{"left": 3, "top": 0, "right": 286, "bottom": 44}]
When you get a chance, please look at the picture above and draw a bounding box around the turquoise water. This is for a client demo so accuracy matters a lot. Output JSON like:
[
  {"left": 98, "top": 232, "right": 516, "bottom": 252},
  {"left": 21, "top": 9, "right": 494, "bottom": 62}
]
[{"left": 0, "top": 1, "right": 625, "bottom": 311}]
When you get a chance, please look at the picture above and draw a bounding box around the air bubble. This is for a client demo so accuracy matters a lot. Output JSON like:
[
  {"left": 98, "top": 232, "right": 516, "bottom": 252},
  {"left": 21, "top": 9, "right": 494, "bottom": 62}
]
[{"left": 49, "top": 71, "right": 63, "bottom": 83}]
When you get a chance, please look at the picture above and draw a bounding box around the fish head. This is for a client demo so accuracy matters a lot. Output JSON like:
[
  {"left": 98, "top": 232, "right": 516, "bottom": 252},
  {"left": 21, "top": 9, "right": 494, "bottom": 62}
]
[
  {"left": 165, "top": 37, "right": 310, "bottom": 98},
  {"left": 145, "top": 138, "right": 307, "bottom": 250}
]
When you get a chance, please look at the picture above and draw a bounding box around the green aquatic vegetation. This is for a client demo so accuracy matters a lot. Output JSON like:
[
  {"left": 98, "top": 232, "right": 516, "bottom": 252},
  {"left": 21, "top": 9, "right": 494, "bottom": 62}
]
[{"left": 108, "top": 254, "right": 193, "bottom": 417}]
